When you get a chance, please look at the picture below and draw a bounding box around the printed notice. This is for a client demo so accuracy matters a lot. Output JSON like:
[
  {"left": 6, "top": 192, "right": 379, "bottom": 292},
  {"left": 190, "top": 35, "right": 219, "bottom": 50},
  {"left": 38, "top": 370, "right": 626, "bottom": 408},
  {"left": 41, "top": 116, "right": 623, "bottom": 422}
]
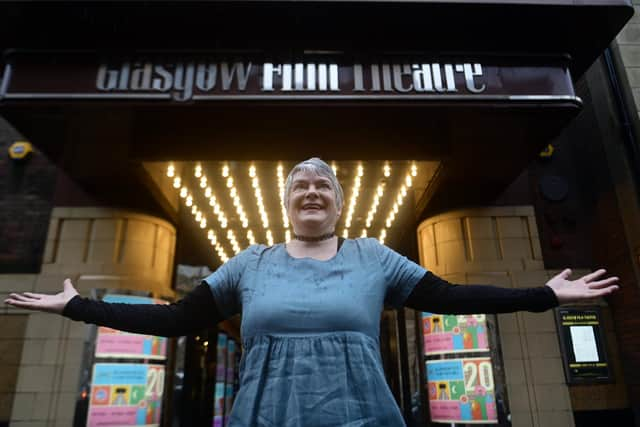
[
  {"left": 570, "top": 326, "right": 599, "bottom": 362},
  {"left": 557, "top": 308, "right": 611, "bottom": 383}
]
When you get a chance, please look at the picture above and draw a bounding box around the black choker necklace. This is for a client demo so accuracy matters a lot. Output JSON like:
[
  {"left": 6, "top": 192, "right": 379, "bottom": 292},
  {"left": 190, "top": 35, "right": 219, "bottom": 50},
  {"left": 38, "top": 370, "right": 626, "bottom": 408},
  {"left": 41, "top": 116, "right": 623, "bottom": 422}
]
[{"left": 293, "top": 232, "right": 335, "bottom": 242}]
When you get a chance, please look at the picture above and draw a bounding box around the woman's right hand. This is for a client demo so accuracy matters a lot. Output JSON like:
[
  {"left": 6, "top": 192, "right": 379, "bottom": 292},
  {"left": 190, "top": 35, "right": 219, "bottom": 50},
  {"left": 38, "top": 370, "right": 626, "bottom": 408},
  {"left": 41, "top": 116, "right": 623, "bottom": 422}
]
[{"left": 4, "top": 278, "right": 79, "bottom": 314}]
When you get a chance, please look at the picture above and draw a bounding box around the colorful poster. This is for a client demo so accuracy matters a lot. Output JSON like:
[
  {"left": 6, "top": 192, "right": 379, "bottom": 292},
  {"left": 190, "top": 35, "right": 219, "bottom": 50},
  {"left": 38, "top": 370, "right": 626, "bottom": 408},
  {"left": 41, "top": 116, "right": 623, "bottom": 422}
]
[
  {"left": 422, "top": 313, "right": 489, "bottom": 355},
  {"left": 213, "top": 383, "right": 225, "bottom": 427},
  {"left": 95, "top": 295, "right": 168, "bottom": 360},
  {"left": 426, "top": 357, "right": 497, "bottom": 424},
  {"left": 87, "top": 363, "right": 165, "bottom": 427},
  {"left": 213, "top": 334, "right": 228, "bottom": 427},
  {"left": 216, "top": 334, "right": 228, "bottom": 382}
]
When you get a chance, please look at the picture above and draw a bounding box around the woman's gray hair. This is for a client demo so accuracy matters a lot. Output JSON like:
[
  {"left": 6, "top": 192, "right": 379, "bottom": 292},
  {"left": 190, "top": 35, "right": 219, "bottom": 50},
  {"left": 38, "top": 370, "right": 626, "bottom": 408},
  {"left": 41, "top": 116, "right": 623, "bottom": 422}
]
[{"left": 284, "top": 158, "right": 344, "bottom": 213}]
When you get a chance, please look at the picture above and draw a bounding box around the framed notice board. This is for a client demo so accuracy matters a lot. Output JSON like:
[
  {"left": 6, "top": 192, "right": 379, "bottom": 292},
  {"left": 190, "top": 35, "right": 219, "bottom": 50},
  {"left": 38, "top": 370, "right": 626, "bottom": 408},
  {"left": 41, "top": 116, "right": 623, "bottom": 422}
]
[{"left": 555, "top": 307, "right": 612, "bottom": 384}]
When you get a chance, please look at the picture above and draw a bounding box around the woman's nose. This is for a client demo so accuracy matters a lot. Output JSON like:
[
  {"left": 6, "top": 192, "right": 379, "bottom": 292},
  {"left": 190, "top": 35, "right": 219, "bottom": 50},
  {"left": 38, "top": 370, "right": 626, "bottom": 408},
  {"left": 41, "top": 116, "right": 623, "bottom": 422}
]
[{"left": 304, "top": 185, "right": 319, "bottom": 196}]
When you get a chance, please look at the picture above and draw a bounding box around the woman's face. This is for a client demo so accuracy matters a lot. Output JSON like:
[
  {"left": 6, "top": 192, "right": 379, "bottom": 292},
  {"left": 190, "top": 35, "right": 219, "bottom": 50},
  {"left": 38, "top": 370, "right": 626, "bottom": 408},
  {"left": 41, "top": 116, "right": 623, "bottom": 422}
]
[{"left": 287, "top": 170, "right": 342, "bottom": 235}]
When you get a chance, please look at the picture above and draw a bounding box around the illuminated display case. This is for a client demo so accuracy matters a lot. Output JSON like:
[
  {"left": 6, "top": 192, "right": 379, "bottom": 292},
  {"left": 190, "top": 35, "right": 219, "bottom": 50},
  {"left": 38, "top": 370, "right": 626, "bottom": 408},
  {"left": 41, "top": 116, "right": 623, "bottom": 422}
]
[
  {"left": 213, "top": 333, "right": 240, "bottom": 427},
  {"left": 71, "top": 290, "right": 242, "bottom": 427},
  {"left": 77, "top": 292, "right": 171, "bottom": 427},
  {"left": 420, "top": 312, "right": 512, "bottom": 426}
]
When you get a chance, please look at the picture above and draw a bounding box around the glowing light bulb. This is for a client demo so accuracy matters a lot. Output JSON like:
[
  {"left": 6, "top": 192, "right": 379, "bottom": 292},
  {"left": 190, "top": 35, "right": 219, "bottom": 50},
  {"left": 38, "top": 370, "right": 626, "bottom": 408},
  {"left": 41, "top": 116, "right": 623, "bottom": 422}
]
[
  {"left": 222, "top": 165, "right": 229, "bottom": 178},
  {"left": 180, "top": 187, "right": 187, "bottom": 198},
  {"left": 195, "top": 164, "right": 202, "bottom": 178},
  {"left": 383, "top": 163, "right": 391, "bottom": 177},
  {"left": 249, "top": 165, "right": 256, "bottom": 178},
  {"left": 226, "top": 177, "right": 233, "bottom": 188},
  {"left": 411, "top": 163, "right": 417, "bottom": 177},
  {"left": 167, "top": 164, "right": 175, "bottom": 178}
]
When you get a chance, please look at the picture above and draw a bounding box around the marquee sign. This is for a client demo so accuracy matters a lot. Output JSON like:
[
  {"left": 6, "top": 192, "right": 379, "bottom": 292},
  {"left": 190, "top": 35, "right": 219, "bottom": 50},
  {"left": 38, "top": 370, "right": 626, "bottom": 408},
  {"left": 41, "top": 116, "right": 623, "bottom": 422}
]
[{"left": 0, "top": 52, "right": 577, "bottom": 103}]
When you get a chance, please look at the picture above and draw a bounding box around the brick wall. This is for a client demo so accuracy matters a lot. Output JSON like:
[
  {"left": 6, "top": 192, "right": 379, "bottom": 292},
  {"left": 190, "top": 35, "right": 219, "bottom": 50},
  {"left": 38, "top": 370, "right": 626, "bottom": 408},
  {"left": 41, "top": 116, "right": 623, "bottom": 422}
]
[
  {"left": 0, "top": 116, "right": 57, "bottom": 273},
  {"left": 617, "top": 3, "right": 640, "bottom": 114}
]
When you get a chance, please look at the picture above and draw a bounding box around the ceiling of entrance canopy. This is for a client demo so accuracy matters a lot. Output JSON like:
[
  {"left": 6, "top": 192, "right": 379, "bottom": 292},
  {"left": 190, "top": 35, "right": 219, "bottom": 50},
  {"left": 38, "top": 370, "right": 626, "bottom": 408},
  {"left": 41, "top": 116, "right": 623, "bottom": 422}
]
[
  {"left": 144, "top": 160, "right": 439, "bottom": 262},
  {"left": 0, "top": 1, "right": 632, "bottom": 79}
]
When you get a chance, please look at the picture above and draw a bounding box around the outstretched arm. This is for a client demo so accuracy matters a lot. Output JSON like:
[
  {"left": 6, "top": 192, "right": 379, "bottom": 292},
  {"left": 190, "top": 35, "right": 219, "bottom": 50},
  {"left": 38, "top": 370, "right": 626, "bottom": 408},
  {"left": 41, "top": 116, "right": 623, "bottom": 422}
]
[
  {"left": 4, "top": 279, "right": 223, "bottom": 337},
  {"left": 404, "top": 269, "right": 619, "bottom": 314}
]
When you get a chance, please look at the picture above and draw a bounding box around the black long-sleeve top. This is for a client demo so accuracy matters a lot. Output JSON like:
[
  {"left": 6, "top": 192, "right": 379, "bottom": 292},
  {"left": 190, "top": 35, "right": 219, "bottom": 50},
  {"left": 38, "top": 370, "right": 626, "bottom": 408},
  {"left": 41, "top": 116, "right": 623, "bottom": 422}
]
[{"left": 63, "top": 267, "right": 558, "bottom": 338}]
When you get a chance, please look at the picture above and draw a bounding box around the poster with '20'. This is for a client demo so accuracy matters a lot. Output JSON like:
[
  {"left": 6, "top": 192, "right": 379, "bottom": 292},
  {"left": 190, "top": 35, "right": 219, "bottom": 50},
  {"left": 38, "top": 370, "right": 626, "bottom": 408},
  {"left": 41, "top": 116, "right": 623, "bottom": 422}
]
[{"left": 426, "top": 357, "right": 497, "bottom": 424}]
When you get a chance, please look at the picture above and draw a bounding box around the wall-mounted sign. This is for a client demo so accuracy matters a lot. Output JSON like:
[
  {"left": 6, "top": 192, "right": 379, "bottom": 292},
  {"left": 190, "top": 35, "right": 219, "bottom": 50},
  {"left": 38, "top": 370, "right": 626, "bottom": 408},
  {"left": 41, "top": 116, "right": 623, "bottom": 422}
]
[
  {"left": 87, "top": 363, "right": 165, "bottom": 427},
  {"left": 426, "top": 357, "right": 498, "bottom": 424},
  {"left": 422, "top": 313, "right": 489, "bottom": 355},
  {"left": 95, "top": 295, "right": 168, "bottom": 360},
  {"left": 555, "top": 307, "right": 612, "bottom": 383},
  {"left": 0, "top": 51, "right": 576, "bottom": 104}
]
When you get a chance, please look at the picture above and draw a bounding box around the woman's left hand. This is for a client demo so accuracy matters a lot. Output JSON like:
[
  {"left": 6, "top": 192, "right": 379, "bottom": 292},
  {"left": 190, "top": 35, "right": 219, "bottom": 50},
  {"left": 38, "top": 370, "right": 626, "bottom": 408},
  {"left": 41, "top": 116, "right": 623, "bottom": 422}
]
[{"left": 545, "top": 269, "right": 619, "bottom": 304}]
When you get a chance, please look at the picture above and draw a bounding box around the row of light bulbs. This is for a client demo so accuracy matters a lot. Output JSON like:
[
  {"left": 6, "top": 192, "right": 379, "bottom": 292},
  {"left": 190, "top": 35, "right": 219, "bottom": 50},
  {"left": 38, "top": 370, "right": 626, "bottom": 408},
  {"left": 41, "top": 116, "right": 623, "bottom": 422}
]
[
  {"left": 167, "top": 162, "right": 418, "bottom": 262},
  {"left": 172, "top": 164, "right": 235, "bottom": 262},
  {"left": 250, "top": 167, "right": 271, "bottom": 230},
  {"left": 276, "top": 165, "right": 289, "bottom": 230},
  {"left": 219, "top": 166, "right": 248, "bottom": 228},
  {"left": 343, "top": 164, "right": 364, "bottom": 230}
]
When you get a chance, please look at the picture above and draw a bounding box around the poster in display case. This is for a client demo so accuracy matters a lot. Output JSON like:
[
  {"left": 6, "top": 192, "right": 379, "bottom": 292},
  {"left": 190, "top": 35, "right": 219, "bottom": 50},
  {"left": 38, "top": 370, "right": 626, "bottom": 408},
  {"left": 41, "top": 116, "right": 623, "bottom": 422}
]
[
  {"left": 213, "top": 333, "right": 239, "bottom": 427},
  {"left": 422, "top": 313, "right": 489, "bottom": 355},
  {"left": 87, "top": 363, "right": 165, "bottom": 427},
  {"left": 95, "top": 295, "right": 168, "bottom": 360},
  {"left": 426, "top": 357, "right": 498, "bottom": 424}
]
